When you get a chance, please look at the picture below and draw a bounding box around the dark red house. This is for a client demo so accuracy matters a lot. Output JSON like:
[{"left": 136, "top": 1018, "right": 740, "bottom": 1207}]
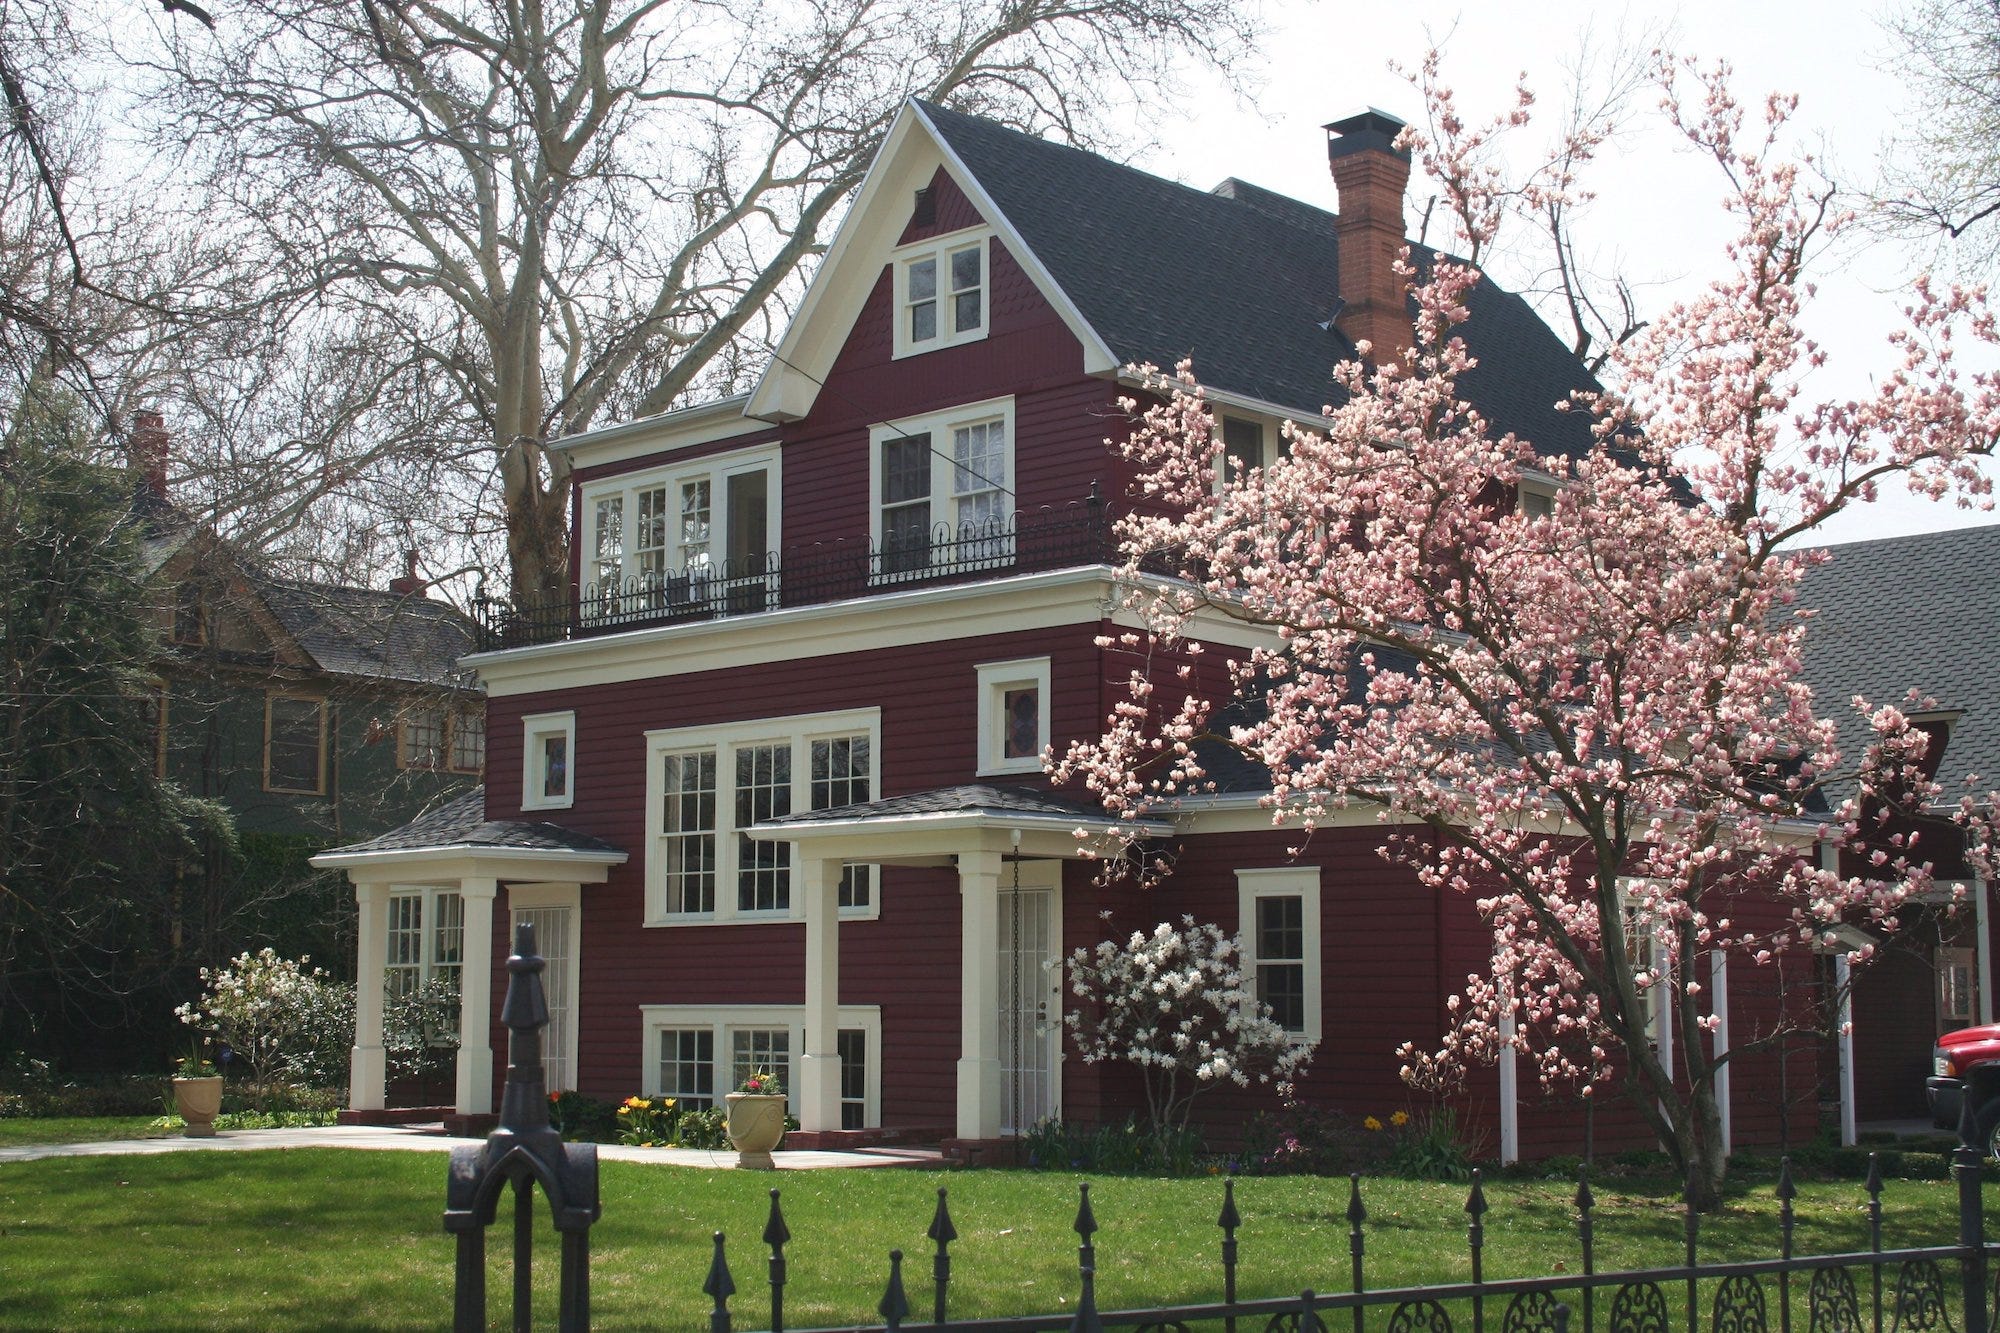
[{"left": 315, "top": 102, "right": 1838, "bottom": 1159}]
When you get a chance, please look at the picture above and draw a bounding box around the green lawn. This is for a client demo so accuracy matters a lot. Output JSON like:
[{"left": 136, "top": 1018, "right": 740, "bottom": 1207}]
[
  {"left": 0, "top": 1117, "right": 169, "bottom": 1147},
  {"left": 0, "top": 1150, "right": 1975, "bottom": 1331}
]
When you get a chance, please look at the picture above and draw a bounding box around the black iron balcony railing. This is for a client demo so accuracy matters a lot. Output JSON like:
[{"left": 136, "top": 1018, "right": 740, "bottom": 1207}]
[{"left": 476, "top": 497, "right": 1115, "bottom": 650}]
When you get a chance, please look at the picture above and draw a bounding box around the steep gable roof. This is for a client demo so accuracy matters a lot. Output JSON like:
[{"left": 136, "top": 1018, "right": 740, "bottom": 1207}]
[
  {"left": 917, "top": 101, "right": 1602, "bottom": 459},
  {"left": 1796, "top": 523, "right": 2000, "bottom": 803},
  {"left": 261, "top": 580, "right": 476, "bottom": 689}
]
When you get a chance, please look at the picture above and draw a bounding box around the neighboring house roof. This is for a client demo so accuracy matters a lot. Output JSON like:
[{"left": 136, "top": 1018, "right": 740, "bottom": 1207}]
[
  {"left": 917, "top": 101, "right": 1602, "bottom": 460},
  {"left": 1796, "top": 523, "right": 2000, "bottom": 802},
  {"left": 260, "top": 579, "right": 476, "bottom": 689},
  {"left": 318, "top": 787, "right": 623, "bottom": 857}
]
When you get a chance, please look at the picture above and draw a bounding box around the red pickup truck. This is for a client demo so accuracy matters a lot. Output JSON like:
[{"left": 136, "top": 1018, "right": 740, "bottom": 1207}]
[{"left": 1928, "top": 1022, "right": 2000, "bottom": 1154}]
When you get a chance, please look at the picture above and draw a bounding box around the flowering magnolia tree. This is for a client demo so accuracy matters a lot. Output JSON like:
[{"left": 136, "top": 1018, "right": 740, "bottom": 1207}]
[
  {"left": 1055, "top": 58, "right": 2000, "bottom": 1207},
  {"left": 1064, "top": 917, "right": 1314, "bottom": 1154},
  {"left": 177, "top": 949, "right": 355, "bottom": 1089}
]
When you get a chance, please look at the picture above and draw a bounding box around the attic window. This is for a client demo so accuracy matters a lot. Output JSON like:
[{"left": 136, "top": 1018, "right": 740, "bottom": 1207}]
[
  {"left": 911, "top": 187, "right": 936, "bottom": 228},
  {"left": 892, "top": 230, "right": 990, "bottom": 358}
]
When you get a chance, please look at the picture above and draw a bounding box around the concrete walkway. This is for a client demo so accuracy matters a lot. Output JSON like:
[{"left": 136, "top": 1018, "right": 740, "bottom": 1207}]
[{"left": 0, "top": 1123, "right": 944, "bottom": 1169}]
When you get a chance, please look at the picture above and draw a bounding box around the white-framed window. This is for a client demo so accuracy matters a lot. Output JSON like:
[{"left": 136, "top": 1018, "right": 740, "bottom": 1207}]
[
  {"left": 644, "top": 708, "right": 880, "bottom": 925},
  {"left": 975, "top": 656, "right": 1051, "bottom": 777},
  {"left": 385, "top": 884, "right": 465, "bottom": 1041},
  {"left": 511, "top": 883, "right": 580, "bottom": 1091},
  {"left": 1237, "top": 867, "right": 1322, "bottom": 1043},
  {"left": 522, "top": 711, "right": 576, "bottom": 811},
  {"left": 1518, "top": 472, "right": 1560, "bottom": 519},
  {"left": 1219, "top": 415, "right": 1272, "bottom": 485},
  {"left": 870, "top": 397, "right": 1015, "bottom": 579},
  {"left": 639, "top": 1004, "right": 882, "bottom": 1127},
  {"left": 400, "top": 703, "right": 485, "bottom": 775},
  {"left": 577, "top": 444, "right": 779, "bottom": 622},
  {"left": 264, "top": 693, "right": 327, "bottom": 795},
  {"left": 1614, "top": 876, "right": 1674, "bottom": 1055},
  {"left": 1939, "top": 947, "right": 1976, "bottom": 1028},
  {"left": 892, "top": 228, "right": 989, "bottom": 358}
]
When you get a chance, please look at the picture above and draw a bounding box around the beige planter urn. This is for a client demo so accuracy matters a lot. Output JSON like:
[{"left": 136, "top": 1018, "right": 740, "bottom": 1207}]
[
  {"left": 724, "top": 1093, "right": 787, "bottom": 1169},
  {"left": 172, "top": 1076, "right": 224, "bottom": 1138}
]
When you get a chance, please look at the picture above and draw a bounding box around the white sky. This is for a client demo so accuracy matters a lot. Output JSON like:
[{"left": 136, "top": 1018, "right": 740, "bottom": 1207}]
[{"left": 1120, "top": 0, "right": 1999, "bottom": 546}]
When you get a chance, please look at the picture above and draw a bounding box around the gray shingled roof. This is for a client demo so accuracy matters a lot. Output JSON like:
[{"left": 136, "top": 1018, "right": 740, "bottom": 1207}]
[
  {"left": 1797, "top": 524, "right": 2000, "bottom": 801},
  {"left": 320, "top": 787, "right": 624, "bottom": 857},
  {"left": 761, "top": 783, "right": 1126, "bottom": 825},
  {"left": 261, "top": 579, "right": 476, "bottom": 689},
  {"left": 920, "top": 103, "right": 1602, "bottom": 461}
]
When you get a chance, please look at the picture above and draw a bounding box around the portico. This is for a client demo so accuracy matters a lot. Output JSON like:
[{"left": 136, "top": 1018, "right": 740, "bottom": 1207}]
[{"left": 752, "top": 784, "right": 1170, "bottom": 1144}]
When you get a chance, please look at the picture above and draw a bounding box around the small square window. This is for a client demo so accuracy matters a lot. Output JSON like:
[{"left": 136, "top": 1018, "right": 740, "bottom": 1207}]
[
  {"left": 521, "top": 711, "right": 576, "bottom": 811},
  {"left": 977, "top": 657, "right": 1051, "bottom": 776}
]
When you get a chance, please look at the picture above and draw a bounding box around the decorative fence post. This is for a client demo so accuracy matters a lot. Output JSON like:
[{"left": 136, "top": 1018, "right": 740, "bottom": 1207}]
[
  {"left": 443, "top": 921, "right": 602, "bottom": 1332},
  {"left": 1956, "top": 1141, "right": 1990, "bottom": 1333}
]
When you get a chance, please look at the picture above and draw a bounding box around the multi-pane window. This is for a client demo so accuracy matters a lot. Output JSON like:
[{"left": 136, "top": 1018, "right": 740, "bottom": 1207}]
[
  {"left": 661, "top": 751, "right": 718, "bottom": 915},
  {"left": 1254, "top": 895, "right": 1307, "bottom": 1033},
  {"left": 810, "top": 736, "right": 873, "bottom": 909},
  {"left": 449, "top": 709, "right": 486, "bottom": 774},
  {"left": 401, "top": 707, "right": 446, "bottom": 768},
  {"left": 680, "top": 481, "right": 712, "bottom": 574},
  {"left": 735, "top": 744, "right": 793, "bottom": 912},
  {"left": 646, "top": 710, "right": 881, "bottom": 924},
  {"left": 386, "top": 893, "right": 424, "bottom": 1002},
  {"left": 384, "top": 888, "right": 464, "bottom": 1041},
  {"left": 838, "top": 1029, "right": 867, "bottom": 1130},
  {"left": 592, "top": 496, "right": 624, "bottom": 590},
  {"left": 1238, "top": 868, "right": 1322, "bottom": 1043},
  {"left": 265, "top": 695, "right": 325, "bottom": 794},
  {"left": 880, "top": 433, "right": 933, "bottom": 573},
  {"left": 952, "top": 419, "right": 1007, "bottom": 553},
  {"left": 635, "top": 486, "right": 669, "bottom": 584},
  {"left": 730, "top": 1027, "right": 792, "bottom": 1095},
  {"left": 660, "top": 1029, "right": 716, "bottom": 1109},
  {"left": 404, "top": 705, "right": 485, "bottom": 774},
  {"left": 899, "top": 237, "right": 987, "bottom": 354}
]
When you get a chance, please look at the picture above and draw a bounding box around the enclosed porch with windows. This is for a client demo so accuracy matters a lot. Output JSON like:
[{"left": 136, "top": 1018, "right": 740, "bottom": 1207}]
[
  {"left": 749, "top": 783, "right": 1169, "bottom": 1156},
  {"left": 311, "top": 788, "right": 626, "bottom": 1130}
]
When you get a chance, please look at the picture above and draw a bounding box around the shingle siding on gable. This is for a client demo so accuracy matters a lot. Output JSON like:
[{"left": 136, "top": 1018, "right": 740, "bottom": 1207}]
[{"left": 897, "top": 165, "right": 985, "bottom": 245}]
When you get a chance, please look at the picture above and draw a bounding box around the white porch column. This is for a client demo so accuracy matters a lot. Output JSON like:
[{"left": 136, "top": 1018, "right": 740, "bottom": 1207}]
[
  {"left": 1709, "top": 951, "right": 1731, "bottom": 1154},
  {"left": 1976, "top": 879, "right": 1994, "bottom": 1025},
  {"left": 455, "top": 877, "right": 498, "bottom": 1116},
  {"left": 1836, "top": 954, "right": 1858, "bottom": 1146},
  {"left": 1497, "top": 1010, "right": 1519, "bottom": 1165},
  {"left": 350, "top": 880, "right": 390, "bottom": 1111},
  {"left": 956, "top": 849, "right": 1004, "bottom": 1141},
  {"left": 799, "top": 855, "right": 843, "bottom": 1133}
]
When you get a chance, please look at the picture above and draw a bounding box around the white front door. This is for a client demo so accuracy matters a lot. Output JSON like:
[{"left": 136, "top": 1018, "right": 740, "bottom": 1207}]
[
  {"left": 998, "top": 864, "right": 1062, "bottom": 1134},
  {"left": 510, "top": 892, "right": 578, "bottom": 1091}
]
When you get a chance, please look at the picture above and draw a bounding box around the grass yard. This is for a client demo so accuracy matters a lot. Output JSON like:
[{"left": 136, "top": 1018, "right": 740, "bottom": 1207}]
[
  {"left": 0, "top": 1149, "right": 1977, "bottom": 1331},
  {"left": 0, "top": 1117, "right": 168, "bottom": 1148}
]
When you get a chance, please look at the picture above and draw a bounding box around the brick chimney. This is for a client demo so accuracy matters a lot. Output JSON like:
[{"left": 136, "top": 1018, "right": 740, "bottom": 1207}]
[
  {"left": 131, "top": 410, "right": 169, "bottom": 502},
  {"left": 389, "top": 550, "right": 426, "bottom": 597},
  {"left": 1326, "top": 109, "right": 1412, "bottom": 363}
]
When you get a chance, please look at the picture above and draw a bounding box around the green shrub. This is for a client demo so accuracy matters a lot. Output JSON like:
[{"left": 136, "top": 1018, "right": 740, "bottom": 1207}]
[
  {"left": 549, "top": 1090, "right": 621, "bottom": 1142},
  {"left": 1022, "top": 1117, "right": 1206, "bottom": 1175},
  {"left": 674, "top": 1106, "right": 727, "bottom": 1149},
  {"left": 0, "top": 1074, "right": 173, "bottom": 1119},
  {"left": 1385, "top": 1107, "right": 1483, "bottom": 1181}
]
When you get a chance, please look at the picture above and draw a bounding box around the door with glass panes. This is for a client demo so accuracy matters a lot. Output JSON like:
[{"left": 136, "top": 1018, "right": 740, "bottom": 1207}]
[
  {"left": 998, "top": 862, "right": 1062, "bottom": 1134},
  {"left": 510, "top": 896, "right": 575, "bottom": 1091}
]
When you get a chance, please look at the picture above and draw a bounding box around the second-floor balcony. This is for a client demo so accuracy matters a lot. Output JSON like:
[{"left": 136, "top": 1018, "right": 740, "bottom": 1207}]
[{"left": 476, "top": 497, "right": 1114, "bottom": 650}]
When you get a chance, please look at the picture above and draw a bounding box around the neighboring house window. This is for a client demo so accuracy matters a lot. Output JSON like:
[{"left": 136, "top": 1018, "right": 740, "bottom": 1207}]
[
  {"left": 869, "top": 397, "right": 1015, "bottom": 579},
  {"left": 892, "top": 230, "right": 989, "bottom": 358},
  {"left": 385, "top": 886, "right": 464, "bottom": 1039},
  {"left": 521, "top": 711, "right": 576, "bottom": 811},
  {"left": 173, "top": 584, "right": 206, "bottom": 645},
  {"left": 975, "top": 657, "right": 1050, "bottom": 777},
  {"left": 264, "top": 694, "right": 326, "bottom": 795},
  {"left": 1236, "top": 868, "right": 1323, "bottom": 1042},
  {"left": 644, "top": 708, "right": 880, "bottom": 924},
  {"left": 640, "top": 1004, "right": 882, "bottom": 1125},
  {"left": 577, "top": 445, "right": 779, "bottom": 623},
  {"left": 401, "top": 703, "right": 486, "bottom": 775}
]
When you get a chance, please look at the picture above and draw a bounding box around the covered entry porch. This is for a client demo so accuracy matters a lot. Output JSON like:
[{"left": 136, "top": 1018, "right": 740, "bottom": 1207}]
[
  {"left": 752, "top": 784, "right": 1169, "bottom": 1152},
  {"left": 311, "top": 789, "right": 626, "bottom": 1124}
]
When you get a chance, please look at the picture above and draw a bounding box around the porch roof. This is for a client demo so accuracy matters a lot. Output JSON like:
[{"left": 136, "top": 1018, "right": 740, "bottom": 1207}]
[
  {"left": 310, "top": 787, "right": 627, "bottom": 875},
  {"left": 749, "top": 782, "right": 1169, "bottom": 865}
]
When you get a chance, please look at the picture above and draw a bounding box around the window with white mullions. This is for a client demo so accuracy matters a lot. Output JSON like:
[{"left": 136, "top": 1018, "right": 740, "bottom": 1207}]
[
  {"left": 635, "top": 486, "right": 669, "bottom": 585},
  {"left": 735, "top": 743, "right": 792, "bottom": 912},
  {"left": 809, "top": 734, "right": 873, "bottom": 909},
  {"left": 680, "top": 480, "right": 712, "bottom": 574},
  {"left": 953, "top": 419, "right": 1008, "bottom": 561},
  {"left": 1255, "top": 895, "right": 1306, "bottom": 1033},
  {"left": 949, "top": 245, "right": 983, "bottom": 333},
  {"left": 730, "top": 1027, "right": 791, "bottom": 1101},
  {"left": 659, "top": 1028, "right": 715, "bottom": 1110},
  {"left": 661, "top": 750, "right": 718, "bottom": 915},
  {"left": 838, "top": 1029, "right": 867, "bottom": 1129},
  {"left": 592, "top": 496, "right": 623, "bottom": 590},
  {"left": 387, "top": 893, "right": 423, "bottom": 1002},
  {"left": 386, "top": 887, "right": 464, "bottom": 1040},
  {"left": 869, "top": 398, "right": 1016, "bottom": 579},
  {"left": 895, "top": 232, "right": 988, "bottom": 356}
]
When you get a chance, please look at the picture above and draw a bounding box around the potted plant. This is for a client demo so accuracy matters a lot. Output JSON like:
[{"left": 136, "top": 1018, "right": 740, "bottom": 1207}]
[
  {"left": 171, "top": 1050, "right": 224, "bottom": 1138},
  {"left": 724, "top": 1069, "right": 786, "bottom": 1169}
]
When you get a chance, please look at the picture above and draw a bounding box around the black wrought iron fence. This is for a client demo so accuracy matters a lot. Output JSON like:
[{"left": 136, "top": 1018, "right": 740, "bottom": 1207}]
[
  {"left": 476, "top": 497, "right": 1115, "bottom": 650},
  {"left": 692, "top": 1160, "right": 1995, "bottom": 1333}
]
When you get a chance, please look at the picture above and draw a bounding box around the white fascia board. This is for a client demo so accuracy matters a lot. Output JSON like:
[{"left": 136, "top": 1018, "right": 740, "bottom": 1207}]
[
  {"left": 1114, "top": 371, "right": 1327, "bottom": 426},
  {"left": 745, "top": 105, "right": 927, "bottom": 422},
  {"left": 309, "top": 845, "right": 626, "bottom": 873},
  {"left": 548, "top": 395, "right": 762, "bottom": 470},
  {"left": 912, "top": 102, "right": 1121, "bottom": 377},
  {"left": 750, "top": 808, "right": 1170, "bottom": 840}
]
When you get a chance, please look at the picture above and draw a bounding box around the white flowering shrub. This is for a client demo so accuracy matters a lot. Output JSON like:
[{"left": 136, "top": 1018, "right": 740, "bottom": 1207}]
[
  {"left": 384, "top": 973, "right": 461, "bottom": 1083},
  {"left": 1064, "top": 916, "right": 1314, "bottom": 1154},
  {"left": 176, "top": 949, "right": 354, "bottom": 1089}
]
